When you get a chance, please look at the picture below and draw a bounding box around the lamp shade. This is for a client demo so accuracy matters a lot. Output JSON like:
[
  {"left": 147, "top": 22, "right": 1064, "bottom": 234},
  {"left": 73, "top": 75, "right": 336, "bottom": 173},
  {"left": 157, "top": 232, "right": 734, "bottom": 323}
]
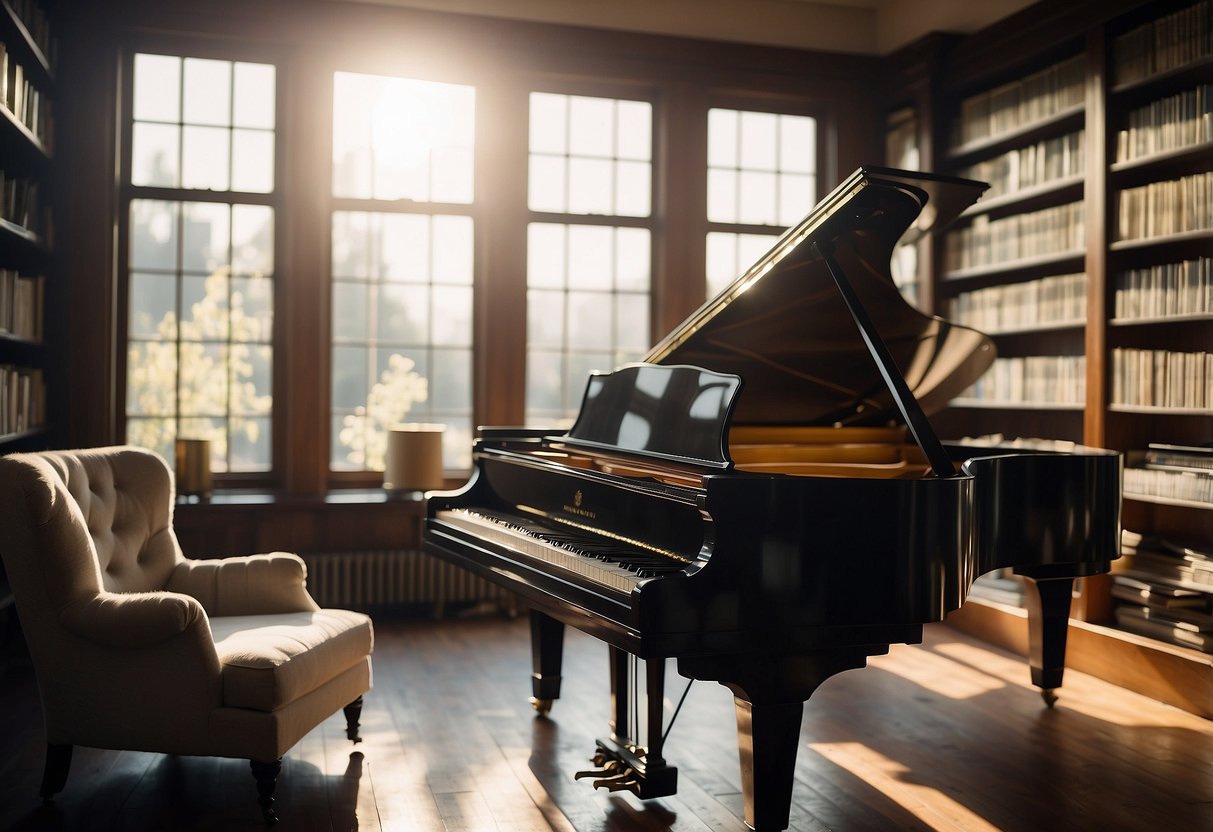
[{"left": 384, "top": 423, "right": 446, "bottom": 492}]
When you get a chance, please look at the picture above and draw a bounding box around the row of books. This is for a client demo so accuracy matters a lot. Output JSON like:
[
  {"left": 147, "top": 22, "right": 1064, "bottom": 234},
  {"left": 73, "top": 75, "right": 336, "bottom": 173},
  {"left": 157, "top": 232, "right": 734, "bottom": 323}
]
[
  {"left": 6, "top": 0, "right": 53, "bottom": 64},
  {"left": 947, "top": 272, "right": 1086, "bottom": 333},
  {"left": 957, "top": 354, "right": 1086, "bottom": 405},
  {"left": 957, "top": 131, "right": 1085, "bottom": 200},
  {"left": 0, "top": 270, "right": 40, "bottom": 340},
  {"left": 1113, "top": 256, "right": 1213, "bottom": 320},
  {"left": 943, "top": 202, "right": 1084, "bottom": 272},
  {"left": 1116, "top": 84, "right": 1213, "bottom": 163},
  {"left": 1114, "top": 0, "right": 1213, "bottom": 86},
  {"left": 1116, "top": 171, "right": 1213, "bottom": 241},
  {"left": 950, "top": 55, "right": 1085, "bottom": 149},
  {"left": 0, "top": 363, "right": 43, "bottom": 436},
  {"left": 1124, "top": 464, "right": 1213, "bottom": 507},
  {"left": 0, "top": 171, "right": 41, "bottom": 234},
  {"left": 1111, "top": 347, "right": 1213, "bottom": 409},
  {"left": 0, "top": 42, "right": 52, "bottom": 147}
]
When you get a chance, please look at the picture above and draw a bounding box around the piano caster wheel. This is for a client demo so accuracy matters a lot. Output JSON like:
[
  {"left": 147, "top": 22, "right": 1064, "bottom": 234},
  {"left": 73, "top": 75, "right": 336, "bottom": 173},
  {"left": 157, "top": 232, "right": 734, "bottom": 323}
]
[
  {"left": 530, "top": 696, "right": 554, "bottom": 716},
  {"left": 1040, "top": 688, "right": 1058, "bottom": 708}
]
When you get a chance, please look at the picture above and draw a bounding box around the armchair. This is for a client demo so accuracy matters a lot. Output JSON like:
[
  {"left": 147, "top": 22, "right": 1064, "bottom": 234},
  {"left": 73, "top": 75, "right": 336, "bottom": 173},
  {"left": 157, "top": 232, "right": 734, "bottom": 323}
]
[{"left": 0, "top": 446, "right": 374, "bottom": 822}]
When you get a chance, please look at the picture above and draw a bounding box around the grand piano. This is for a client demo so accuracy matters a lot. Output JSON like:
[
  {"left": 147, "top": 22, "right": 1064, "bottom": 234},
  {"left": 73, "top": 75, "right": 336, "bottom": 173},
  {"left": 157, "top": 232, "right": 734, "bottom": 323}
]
[{"left": 423, "top": 166, "right": 1121, "bottom": 831}]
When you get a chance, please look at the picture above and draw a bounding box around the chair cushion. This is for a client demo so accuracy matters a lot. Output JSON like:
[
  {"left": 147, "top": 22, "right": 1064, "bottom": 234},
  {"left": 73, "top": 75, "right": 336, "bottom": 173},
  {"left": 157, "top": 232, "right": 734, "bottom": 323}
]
[{"left": 210, "top": 609, "right": 373, "bottom": 712}]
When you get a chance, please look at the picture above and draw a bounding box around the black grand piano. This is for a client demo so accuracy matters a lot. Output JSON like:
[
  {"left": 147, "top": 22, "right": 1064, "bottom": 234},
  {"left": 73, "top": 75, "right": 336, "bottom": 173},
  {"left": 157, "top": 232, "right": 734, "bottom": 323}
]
[{"left": 423, "top": 166, "right": 1121, "bottom": 831}]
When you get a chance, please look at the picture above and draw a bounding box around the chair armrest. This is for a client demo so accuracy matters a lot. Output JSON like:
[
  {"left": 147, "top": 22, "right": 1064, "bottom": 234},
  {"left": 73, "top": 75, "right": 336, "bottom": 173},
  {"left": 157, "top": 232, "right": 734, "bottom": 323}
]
[
  {"left": 167, "top": 553, "right": 320, "bottom": 617},
  {"left": 59, "top": 591, "right": 209, "bottom": 648}
]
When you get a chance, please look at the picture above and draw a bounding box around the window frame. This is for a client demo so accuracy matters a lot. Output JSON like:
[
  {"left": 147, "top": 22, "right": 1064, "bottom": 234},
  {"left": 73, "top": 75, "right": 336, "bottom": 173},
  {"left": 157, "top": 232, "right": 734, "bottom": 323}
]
[
  {"left": 116, "top": 38, "right": 288, "bottom": 490},
  {"left": 96, "top": 10, "right": 873, "bottom": 497}
]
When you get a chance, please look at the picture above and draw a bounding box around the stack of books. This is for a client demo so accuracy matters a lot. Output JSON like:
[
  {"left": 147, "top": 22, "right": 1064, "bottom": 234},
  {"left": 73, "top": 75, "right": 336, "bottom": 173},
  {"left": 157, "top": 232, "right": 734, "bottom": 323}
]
[{"left": 1113, "top": 529, "right": 1213, "bottom": 652}]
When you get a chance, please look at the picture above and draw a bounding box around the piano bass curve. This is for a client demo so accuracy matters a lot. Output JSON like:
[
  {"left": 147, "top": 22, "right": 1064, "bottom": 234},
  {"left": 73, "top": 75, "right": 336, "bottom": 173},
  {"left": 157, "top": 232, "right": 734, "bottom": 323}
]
[{"left": 423, "top": 166, "right": 1121, "bottom": 832}]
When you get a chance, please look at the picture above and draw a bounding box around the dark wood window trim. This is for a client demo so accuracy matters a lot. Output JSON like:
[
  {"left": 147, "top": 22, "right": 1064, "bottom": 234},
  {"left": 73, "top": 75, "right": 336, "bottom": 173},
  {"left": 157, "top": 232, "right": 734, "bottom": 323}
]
[{"left": 57, "top": 0, "right": 884, "bottom": 514}]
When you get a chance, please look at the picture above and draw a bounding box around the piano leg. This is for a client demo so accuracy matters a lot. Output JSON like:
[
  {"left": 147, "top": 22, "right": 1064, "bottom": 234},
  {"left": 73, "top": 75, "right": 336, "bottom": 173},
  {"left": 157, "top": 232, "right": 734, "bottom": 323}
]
[
  {"left": 529, "top": 609, "right": 564, "bottom": 715},
  {"left": 1020, "top": 575, "right": 1076, "bottom": 708},
  {"left": 680, "top": 646, "right": 882, "bottom": 832}
]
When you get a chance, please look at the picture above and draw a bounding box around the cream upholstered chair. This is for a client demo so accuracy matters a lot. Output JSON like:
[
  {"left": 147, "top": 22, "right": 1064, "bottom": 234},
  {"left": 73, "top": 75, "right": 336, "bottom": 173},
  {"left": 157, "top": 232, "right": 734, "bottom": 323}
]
[{"left": 0, "top": 446, "right": 374, "bottom": 822}]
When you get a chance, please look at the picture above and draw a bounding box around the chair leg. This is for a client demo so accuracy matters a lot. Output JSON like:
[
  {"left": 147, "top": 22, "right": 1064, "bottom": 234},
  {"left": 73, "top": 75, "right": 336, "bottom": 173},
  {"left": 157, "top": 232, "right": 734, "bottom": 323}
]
[
  {"left": 343, "top": 696, "right": 363, "bottom": 743},
  {"left": 39, "top": 743, "right": 72, "bottom": 801},
  {"left": 249, "top": 758, "right": 282, "bottom": 824}
]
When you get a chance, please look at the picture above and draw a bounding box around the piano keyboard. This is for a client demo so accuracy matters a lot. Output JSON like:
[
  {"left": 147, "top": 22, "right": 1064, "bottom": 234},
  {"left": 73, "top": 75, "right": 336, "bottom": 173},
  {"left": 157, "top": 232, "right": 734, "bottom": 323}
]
[{"left": 435, "top": 508, "right": 688, "bottom": 593}]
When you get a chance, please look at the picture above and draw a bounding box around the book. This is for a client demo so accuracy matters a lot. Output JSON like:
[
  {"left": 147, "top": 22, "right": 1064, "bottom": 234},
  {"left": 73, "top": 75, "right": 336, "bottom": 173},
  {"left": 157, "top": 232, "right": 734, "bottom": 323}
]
[
  {"left": 1111, "top": 575, "right": 1210, "bottom": 609},
  {"left": 1115, "top": 605, "right": 1213, "bottom": 652}
]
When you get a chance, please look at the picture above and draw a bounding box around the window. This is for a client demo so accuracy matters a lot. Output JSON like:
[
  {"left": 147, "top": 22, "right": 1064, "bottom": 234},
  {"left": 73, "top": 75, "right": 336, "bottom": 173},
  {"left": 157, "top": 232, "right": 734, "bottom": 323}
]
[
  {"left": 330, "top": 73, "right": 476, "bottom": 471},
  {"left": 124, "top": 54, "right": 277, "bottom": 472},
  {"left": 705, "top": 108, "right": 817, "bottom": 297},
  {"left": 525, "top": 92, "right": 653, "bottom": 426}
]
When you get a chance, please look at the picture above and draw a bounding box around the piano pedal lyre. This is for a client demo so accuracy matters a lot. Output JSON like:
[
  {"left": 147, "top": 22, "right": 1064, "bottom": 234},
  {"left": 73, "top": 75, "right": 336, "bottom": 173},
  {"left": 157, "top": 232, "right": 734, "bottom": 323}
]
[{"left": 575, "top": 739, "right": 677, "bottom": 800}]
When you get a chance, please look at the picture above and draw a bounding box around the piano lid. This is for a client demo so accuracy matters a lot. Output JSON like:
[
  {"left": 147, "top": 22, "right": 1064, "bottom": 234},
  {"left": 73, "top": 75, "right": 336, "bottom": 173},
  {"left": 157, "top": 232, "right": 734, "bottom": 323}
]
[{"left": 646, "top": 166, "right": 996, "bottom": 428}]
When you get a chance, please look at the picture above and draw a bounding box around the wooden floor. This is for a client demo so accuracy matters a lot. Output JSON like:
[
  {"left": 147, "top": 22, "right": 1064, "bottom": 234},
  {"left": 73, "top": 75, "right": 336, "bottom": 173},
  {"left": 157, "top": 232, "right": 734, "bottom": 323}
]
[{"left": 2, "top": 611, "right": 1212, "bottom": 832}]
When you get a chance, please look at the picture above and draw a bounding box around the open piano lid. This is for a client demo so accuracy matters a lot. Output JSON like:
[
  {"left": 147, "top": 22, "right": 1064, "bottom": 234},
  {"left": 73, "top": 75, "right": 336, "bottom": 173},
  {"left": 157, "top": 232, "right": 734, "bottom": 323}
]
[{"left": 646, "top": 166, "right": 996, "bottom": 428}]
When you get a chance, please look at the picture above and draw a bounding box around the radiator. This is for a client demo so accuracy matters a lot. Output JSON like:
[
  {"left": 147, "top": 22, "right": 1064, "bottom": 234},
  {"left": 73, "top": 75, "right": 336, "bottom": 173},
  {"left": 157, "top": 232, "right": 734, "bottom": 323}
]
[{"left": 301, "top": 549, "right": 515, "bottom": 616}]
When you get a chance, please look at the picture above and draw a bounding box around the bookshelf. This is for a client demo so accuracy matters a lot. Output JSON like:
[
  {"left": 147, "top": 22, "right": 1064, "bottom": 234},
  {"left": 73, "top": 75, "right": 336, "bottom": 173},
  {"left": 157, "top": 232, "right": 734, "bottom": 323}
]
[
  {"left": 888, "top": 0, "right": 1213, "bottom": 710},
  {"left": 0, "top": 0, "right": 52, "bottom": 456}
]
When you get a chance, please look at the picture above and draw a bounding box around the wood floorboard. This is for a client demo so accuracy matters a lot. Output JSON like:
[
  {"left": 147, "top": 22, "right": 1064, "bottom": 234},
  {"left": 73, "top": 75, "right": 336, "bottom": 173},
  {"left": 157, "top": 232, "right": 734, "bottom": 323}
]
[{"left": 1, "top": 612, "right": 1211, "bottom": 831}]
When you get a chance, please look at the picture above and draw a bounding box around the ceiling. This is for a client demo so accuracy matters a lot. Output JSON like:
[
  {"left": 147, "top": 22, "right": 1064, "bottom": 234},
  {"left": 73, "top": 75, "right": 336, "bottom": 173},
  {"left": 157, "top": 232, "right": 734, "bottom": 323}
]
[{"left": 338, "top": 0, "right": 1039, "bottom": 55}]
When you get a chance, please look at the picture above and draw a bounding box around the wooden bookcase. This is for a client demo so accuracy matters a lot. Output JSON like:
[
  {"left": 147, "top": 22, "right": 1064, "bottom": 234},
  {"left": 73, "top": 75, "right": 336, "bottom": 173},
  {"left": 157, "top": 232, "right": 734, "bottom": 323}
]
[
  {"left": 0, "top": 0, "right": 53, "bottom": 614},
  {"left": 0, "top": 0, "right": 53, "bottom": 456},
  {"left": 888, "top": 0, "right": 1213, "bottom": 713}
]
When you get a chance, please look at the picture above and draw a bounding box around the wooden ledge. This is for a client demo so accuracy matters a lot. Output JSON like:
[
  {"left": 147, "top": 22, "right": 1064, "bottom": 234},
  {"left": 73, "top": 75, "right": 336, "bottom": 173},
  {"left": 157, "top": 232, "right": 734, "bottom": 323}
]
[{"left": 945, "top": 596, "right": 1213, "bottom": 719}]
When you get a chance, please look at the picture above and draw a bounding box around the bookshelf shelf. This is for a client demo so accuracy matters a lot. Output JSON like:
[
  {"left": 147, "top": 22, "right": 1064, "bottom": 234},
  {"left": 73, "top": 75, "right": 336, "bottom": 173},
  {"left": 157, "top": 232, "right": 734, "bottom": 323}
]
[
  {"left": 1111, "top": 313, "right": 1213, "bottom": 327},
  {"left": 1111, "top": 229, "right": 1213, "bottom": 252},
  {"left": 1109, "top": 404, "right": 1213, "bottom": 415},
  {"left": 945, "top": 103, "right": 1084, "bottom": 165},
  {"left": 962, "top": 173, "right": 1084, "bottom": 218},
  {"left": 982, "top": 319, "right": 1086, "bottom": 336},
  {"left": 941, "top": 250, "right": 1085, "bottom": 282},
  {"left": 1111, "top": 142, "right": 1213, "bottom": 176},
  {"left": 1123, "top": 493, "right": 1213, "bottom": 511},
  {"left": 1110, "top": 53, "right": 1213, "bottom": 96},
  {"left": 949, "top": 399, "right": 1085, "bottom": 411},
  {"left": 0, "top": 0, "right": 51, "bottom": 81}
]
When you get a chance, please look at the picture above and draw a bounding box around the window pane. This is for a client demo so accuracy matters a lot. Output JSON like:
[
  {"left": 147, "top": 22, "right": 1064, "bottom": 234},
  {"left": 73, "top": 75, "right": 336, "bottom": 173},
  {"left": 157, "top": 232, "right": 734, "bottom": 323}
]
[
  {"left": 568, "top": 157, "right": 613, "bottom": 215},
  {"left": 707, "top": 168, "right": 737, "bottom": 224},
  {"left": 569, "top": 96, "right": 614, "bottom": 157},
  {"left": 616, "top": 100, "right": 651, "bottom": 161},
  {"left": 529, "top": 93, "right": 567, "bottom": 155},
  {"left": 127, "top": 341, "right": 177, "bottom": 414},
  {"left": 233, "top": 275, "right": 273, "bottom": 340},
  {"left": 528, "top": 223, "right": 565, "bottom": 288},
  {"left": 232, "top": 204, "right": 274, "bottom": 276},
  {"left": 183, "top": 58, "right": 231, "bottom": 126},
  {"left": 738, "top": 170, "right": 777, "bottom": 225},
  {"left": 331, "top": 72, "right": 475, "bottom": 204},
  {"left": 529, "top": 155, "right": 566, "bottom": 213},
  {"left": 333, "top": 281, "right": 369, "bottom": 342},
  {"left": 232, "top": 129, "right": 274, "bottom": 193},
  {"left": 133, "top": 54, "right": 180, "bottom": 122},
  {"left": 740, "top": 111, "right": 777, "bottom": 170},
  {"left": 431, "top": 215, "right": 474, "bottom": 284},
  {"left": 708, "top": 108, "right": 738, "bottom": 167},
  {"left": 780, "top": 117, "right": 815, "bottom": 173},
  {"left": 132, "top": 123, "right": 180, "bottom": 187},
  {"left": 129, "top": 272, "right": 177, "bottom": 339},
  {"left": 181, "top": 273, "right": 228, "bottom": 341},
  {"left": 567, "top": 225, "right": 612, "bottom": 290},
  {"left": 615, "top": 227, "right": 650, "bottom": 291},
  {"left": 233, "top": 62, "right": 275, "bottom": 129},
  {"left": 616, "top": 161, "right": 651, "bottom": 217},
  {"left": 131, "top": 199, "right": 180, "bottom": 271},
  {"left": 182, "top": 125, "right": 230, "bottom": 190},
  {"left": 182, "top": 201, "right": 231, "bottom": 274}
]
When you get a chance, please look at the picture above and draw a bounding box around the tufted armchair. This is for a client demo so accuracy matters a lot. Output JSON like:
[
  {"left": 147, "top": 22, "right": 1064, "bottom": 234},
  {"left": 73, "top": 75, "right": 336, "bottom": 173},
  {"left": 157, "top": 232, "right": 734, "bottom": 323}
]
[{"left": 0, "top": 446, "right": 374, "bottom": 822}]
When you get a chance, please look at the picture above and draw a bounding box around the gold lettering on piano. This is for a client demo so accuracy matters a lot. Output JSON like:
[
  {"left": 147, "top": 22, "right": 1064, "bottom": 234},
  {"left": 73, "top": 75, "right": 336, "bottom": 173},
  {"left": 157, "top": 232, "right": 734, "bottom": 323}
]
[{"left": 563, "top": 489, "right": 597, "bottom": 520}]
